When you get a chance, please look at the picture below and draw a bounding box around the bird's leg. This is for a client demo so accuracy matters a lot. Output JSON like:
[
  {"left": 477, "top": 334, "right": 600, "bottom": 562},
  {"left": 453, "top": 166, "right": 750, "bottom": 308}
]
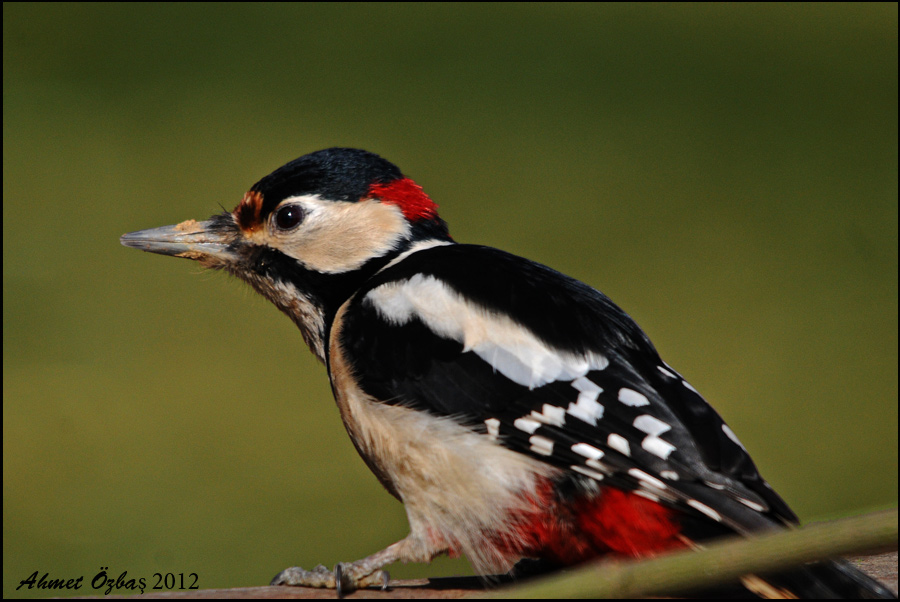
[{"left": 271, "top": 533, "right": 447, "bottom": 594}]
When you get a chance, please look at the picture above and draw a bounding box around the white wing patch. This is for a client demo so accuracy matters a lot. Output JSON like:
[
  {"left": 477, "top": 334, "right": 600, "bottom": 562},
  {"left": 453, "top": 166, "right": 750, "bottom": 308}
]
[
  {"left": 571, "top": 442, "right": 605, "bottom": 461},
  {"left": 722, "top": 424, "right": 748, "bottom": 451},
  {"left": 634, "top": 414, "right": 676, "bottom": 459},
  {"left": 366, "top": 274, "right": 608, "bottom": 388},
  {"left": 642, "top": 436, "right": 676, "bottom": 460},
  {"left": 484, "top": 417, "right": 500, "bottom": 440},
  {"left": 529, "top": 435, "right": 555, "bottom": 456},
  {"left": 513, "top": 417, "right": 541, "bottom": 434},
  {"left": 618, "top": 388, "right": 650, "bottom": 407},
  {"left": 568, "top": 377, "right": 605, "bottom": 425},
  {"left": 530, "top": 404, "right": 566, "bottom": 427},
  {"left": 657, "top": 365, "right": 678, "bottom": 379},
  {"left": 607, "top": 433, "right": 631, "bottom": 456}
]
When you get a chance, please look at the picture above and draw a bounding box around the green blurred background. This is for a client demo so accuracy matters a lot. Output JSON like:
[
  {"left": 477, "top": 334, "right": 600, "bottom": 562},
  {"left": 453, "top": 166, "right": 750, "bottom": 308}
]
[{"left": 3, "top": 3, "right": 897, "bottom": 597}]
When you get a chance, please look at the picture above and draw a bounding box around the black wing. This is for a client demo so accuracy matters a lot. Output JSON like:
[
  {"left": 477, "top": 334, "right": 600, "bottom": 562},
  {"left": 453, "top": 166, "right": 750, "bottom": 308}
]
[{"left": 336, "top": 243, "right": 797, "bottom": 533}]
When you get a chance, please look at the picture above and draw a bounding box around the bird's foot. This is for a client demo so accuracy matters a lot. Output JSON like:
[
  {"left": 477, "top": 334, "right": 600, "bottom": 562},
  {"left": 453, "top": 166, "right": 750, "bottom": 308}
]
[{"left": 271, "top": 562, "right": 390, "bottom": 596}]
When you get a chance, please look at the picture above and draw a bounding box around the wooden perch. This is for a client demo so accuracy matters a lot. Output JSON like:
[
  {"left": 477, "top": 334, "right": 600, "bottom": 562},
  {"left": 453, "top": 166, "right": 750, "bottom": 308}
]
[{"left": 100, "top": 508, "right": 896, "bottom": 598}]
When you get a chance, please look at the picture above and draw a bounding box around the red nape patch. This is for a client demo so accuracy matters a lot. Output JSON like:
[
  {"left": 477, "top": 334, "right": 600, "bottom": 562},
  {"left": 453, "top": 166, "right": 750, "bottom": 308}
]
[
  {"left": 234, "top": 190, "right": 265, "bottom": 232},
  {"left": 368, "top": 177, "right": 439, "bottom": 221},
  {"left": 497, "top": 481, "right": 687, "bottom": 567}
]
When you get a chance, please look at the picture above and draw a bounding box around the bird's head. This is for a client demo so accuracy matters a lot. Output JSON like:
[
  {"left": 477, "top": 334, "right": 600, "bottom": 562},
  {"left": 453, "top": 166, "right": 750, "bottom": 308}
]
[{"left": 121, "top": 148, "right": 451, "bottom": 360}]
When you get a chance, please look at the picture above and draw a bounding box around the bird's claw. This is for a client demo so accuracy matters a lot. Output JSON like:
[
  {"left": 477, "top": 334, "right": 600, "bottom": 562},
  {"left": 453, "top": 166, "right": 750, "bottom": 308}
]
[
  {"left": 334, "top": 564, "right": 343, "bottom": 599},
  {"left": 336, "top": 562, "right": 390, "bottom": 596}
]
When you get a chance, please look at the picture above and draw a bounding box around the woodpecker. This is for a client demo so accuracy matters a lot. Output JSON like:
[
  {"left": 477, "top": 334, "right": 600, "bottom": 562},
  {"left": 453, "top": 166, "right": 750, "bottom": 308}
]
[{"left": 121, "top": 148, "right": 894, "bottom": 598}]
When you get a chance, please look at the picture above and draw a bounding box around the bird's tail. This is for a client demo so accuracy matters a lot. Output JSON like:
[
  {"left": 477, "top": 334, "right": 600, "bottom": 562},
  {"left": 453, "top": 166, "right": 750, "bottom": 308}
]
[{"left": 742, "top": 558, "right": 896, "bottom": 599}]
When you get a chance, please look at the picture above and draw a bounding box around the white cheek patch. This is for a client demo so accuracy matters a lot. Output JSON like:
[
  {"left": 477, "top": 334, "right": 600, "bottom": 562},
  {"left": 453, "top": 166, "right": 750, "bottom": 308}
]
[
  {"left": 263, "top": 196, "right": 412, "bottom": 274},
  {"left": 366, "top": 275, "right": 609, "bottom": 389}
]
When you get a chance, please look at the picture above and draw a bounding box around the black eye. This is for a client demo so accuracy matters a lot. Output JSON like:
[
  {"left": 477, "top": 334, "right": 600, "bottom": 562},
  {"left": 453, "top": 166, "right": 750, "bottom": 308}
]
[{"left": 274, "top": 204, "right": 304, "bottom": 230}]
